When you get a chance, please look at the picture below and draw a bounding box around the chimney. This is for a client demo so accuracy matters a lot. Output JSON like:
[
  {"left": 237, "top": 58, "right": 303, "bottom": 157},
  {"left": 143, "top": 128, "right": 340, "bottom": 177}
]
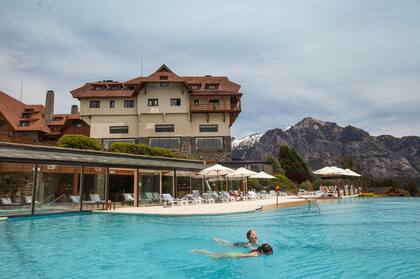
[
  {"left": 44, "top": 90, "right": 54, "bottom": 122},
  {"left": 71, "top": 105, "right": 79, "bottom": 114}
]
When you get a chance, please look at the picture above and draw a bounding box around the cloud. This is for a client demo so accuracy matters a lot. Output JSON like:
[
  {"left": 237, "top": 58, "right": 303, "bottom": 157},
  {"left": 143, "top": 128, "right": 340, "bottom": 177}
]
[{"left": 0, "top": 0, "right": 419, "bottom": 138}]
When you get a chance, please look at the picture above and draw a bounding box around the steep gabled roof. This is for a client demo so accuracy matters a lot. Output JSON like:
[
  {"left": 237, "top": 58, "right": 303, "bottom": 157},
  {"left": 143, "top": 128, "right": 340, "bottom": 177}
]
[{"left": 0, "top": 91, "right": 50, "bottom": 133}]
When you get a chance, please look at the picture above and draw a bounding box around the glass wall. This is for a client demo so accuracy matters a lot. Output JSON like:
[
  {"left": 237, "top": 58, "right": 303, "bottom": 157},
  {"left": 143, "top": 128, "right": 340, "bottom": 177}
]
[
  {"left": 82, "top": 167, "right": 106, "bottom": 210},
  {"left": 139, "top": 174, "right": 160, "bottom": 205},
  {"left": 191, "top": 177, "right": 203, "bottom": 194},
  {"left": 35, "top": 164, "right": 82, "bottom": 215},
  {"left": 109, "top": 168, "right": 134, "bottom": 206},
  {"left": 162, "top": 174, "right": 174, "bottom": 197},
  {"left": 0, "top": 163, "right": 34, "bottom": 217},
  {"left": 176, "top": 176, "right": 191, "bottom": 198}
]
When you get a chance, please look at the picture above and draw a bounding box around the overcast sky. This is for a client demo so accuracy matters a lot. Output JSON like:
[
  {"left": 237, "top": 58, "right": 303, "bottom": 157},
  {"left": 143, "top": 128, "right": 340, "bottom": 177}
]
[{"left": 1, "top": 0, "right": 419, "bottom": 138}]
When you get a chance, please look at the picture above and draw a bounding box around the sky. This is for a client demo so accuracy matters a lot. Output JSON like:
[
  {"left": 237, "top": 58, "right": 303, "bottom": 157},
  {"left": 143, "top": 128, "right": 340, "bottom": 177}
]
[{"left": 1, "top": 0, "right": 419, "bottom": 138}]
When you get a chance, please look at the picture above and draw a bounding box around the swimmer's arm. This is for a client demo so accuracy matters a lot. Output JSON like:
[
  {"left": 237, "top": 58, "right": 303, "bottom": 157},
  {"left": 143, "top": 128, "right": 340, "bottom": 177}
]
[
  {"left": 211, "top": 251, "right": 260, "bottom": 258},
  {"left": 191, "top": 250, "right": 214, "bottom": 255}
]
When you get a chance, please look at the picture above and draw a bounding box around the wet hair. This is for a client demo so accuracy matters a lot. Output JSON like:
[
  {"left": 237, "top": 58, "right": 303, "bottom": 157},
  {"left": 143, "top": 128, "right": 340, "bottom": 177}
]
[
  {"left": 252, "top": 243, "right": 273, "bottom": 255},
  {"left": 246, "top": 230, "right": 255, "bottom": 238}
]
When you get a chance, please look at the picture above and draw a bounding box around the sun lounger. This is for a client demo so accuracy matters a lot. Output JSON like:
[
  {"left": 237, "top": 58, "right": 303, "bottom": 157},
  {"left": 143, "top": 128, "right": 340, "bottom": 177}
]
[
  {"left": 89, "top": 194, "right": 106, "bottom": 207},
  {"left": 69, "top": 195, "right": 95, "bottom": 207},
  {"left": 162, "top": 193, "right": 188, "bottom": 207},
  {"left": 122, "top": 193, "right": 135, "bottom": 206},
  {"left": 202, "top": 192, "right": 215, "bottom": 204},
  {"left": 182, "top": 194, "right": 202, "bottom": 205},
  {"left": 24, "top": 196, "right": 39, "bottom": 204},
  {"left": 220, "top": 191, "right": 235, "bottom": 202},
  {"left": 0, "top": 197, "right": 21, "bottom": 207}
]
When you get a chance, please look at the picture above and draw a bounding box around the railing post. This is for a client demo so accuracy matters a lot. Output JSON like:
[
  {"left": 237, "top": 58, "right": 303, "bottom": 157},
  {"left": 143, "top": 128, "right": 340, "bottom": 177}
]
[{"left": 31, "top": 163, "right": 39, "bottom": 216}]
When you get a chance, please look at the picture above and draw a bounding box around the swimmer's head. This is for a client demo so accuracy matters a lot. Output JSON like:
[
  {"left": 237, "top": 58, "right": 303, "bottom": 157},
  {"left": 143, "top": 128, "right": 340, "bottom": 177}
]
[
  {"left": 257, "top": 243, "right": 273, "bottom": 255},
  {"left": 247, "top": 230, "right": 258, "bottom": 243}
]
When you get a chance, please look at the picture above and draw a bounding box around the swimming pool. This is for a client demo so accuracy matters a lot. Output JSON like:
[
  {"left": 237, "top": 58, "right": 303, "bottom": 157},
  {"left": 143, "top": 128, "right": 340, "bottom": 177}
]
[{"left": 1, "top": 198, "right": 419, "bottom": 278}]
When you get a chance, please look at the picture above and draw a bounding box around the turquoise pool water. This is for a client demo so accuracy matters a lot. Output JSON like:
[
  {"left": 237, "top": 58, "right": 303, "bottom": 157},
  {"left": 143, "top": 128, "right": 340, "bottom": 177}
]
[{"left": 1, "top": 198, "right": 419, "bottom": 278}]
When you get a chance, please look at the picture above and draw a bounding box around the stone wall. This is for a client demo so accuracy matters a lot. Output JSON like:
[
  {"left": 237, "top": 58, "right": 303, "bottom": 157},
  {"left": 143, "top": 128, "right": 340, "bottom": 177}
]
[{"left": 0, "top": 172, "right": 33, "bottom": 203}]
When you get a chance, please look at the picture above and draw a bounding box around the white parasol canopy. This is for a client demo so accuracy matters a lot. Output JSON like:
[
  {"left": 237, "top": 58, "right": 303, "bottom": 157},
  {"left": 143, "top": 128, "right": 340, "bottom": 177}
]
[
  {"left": 249, "top": 171, "right": 276, "bottom": 179},
  {"left": 313, "top": 166, "right": 346, "bottom": 177},
  {"left": 199, "top": 164, "right": 234, "bottom": 177},
  {"left": 226, "top": 167, "right": 257, "bottom": 179},
  {"left": 343, "top": 168, "right": 361, "bottom": 177}
]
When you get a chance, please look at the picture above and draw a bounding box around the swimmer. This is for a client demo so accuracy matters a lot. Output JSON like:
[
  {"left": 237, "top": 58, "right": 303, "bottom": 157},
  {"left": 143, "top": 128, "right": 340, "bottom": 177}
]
[
  {"left": 213, "top": 229, "right": 259, "bottom": 249},
  {"left": 192, "top": 243, "right": 273, "bottom": 258}
]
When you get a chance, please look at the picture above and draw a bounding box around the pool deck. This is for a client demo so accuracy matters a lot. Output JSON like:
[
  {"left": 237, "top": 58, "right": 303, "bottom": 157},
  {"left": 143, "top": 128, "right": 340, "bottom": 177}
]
[{"left": 94, "top": 196, "right": 313, "bottom": 216}]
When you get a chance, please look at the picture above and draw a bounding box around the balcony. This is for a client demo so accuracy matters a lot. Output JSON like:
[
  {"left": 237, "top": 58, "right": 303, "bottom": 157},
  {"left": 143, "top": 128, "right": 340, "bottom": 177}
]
[{"left": 189, "top": 99, "right": 241, "bottom": 113}]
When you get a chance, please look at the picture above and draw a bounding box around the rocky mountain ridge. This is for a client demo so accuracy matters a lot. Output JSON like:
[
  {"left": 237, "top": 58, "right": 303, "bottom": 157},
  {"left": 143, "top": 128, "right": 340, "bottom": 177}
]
[{"left": 232, "top": 117, "right": 420, "bottom": 178}]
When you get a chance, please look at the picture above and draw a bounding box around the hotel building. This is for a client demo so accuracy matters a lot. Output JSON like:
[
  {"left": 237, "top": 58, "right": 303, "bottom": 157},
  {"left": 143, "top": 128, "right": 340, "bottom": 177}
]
[{"left": 71, "top": 65, "right": 242, "bottom": 162}]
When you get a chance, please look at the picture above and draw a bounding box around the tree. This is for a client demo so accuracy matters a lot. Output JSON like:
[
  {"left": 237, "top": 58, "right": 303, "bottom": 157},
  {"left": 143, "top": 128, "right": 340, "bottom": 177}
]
[
  {"left": 266, "top": 155, "right": 284, "bottom": 175},
  {"left": 278, "top": 145, "right": 312, "bottom": 184},
  {"left": 57, "top": 135, "right": 102, "bottom": 150}
]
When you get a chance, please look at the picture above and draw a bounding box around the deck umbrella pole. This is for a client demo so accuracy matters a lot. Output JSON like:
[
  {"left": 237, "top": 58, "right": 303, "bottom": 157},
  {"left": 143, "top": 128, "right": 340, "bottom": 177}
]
[{"left": 159, "top": 171, "right": 162, "bottom": 205}]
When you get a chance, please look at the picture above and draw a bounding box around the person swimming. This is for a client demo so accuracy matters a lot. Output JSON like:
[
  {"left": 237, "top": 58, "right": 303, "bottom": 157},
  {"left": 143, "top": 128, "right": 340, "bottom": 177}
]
[
  {"left": 192, "top": 243, "right": 273, "bottom": 258},
  {"left": 213, "top": 229, "right": 259, "bottom": 249}
]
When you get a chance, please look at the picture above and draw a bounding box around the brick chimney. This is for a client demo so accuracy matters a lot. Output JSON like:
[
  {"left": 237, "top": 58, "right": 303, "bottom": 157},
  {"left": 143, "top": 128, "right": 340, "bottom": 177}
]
[
  {"left": 71, "top": 105, "right": 79, "bottom": 114},
  {"left": 44, "top": 90, "right": 54, "bottom": 122}
]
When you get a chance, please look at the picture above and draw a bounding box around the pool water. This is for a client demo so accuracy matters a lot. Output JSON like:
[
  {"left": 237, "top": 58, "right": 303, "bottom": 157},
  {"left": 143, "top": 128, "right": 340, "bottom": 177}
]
[{"left": 1, "top": 198, "right": 419, "bottom": 278}]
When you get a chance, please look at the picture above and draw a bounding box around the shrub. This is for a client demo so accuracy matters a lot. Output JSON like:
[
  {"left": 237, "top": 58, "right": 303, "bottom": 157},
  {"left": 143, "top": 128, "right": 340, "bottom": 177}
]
[
  {"left": 278, "top": 146, "right": 312, "bottom": 184},
  {"left": 57, "top": 135, "right": 102, "bottom": 150},
  {"left": 108, "top": 142, "right": 175, "bottom": 158}
]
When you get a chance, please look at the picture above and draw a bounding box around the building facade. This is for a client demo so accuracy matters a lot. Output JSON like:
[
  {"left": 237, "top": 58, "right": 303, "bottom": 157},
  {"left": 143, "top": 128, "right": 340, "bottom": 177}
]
[{"left": 71, "top": 65, "right": 242, "bottom": 162}]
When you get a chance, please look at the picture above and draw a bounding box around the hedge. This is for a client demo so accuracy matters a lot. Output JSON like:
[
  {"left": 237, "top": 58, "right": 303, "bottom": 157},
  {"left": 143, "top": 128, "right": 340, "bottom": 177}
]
[
  {"left": 57, "top": 135, "right": 102, "bottom": 150},
  {"left": 108, "top": 142, "right": 176, "bottom": 158}
]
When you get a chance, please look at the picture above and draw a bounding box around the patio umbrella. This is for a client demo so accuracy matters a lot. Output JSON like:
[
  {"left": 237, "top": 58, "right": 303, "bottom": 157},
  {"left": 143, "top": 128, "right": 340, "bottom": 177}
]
[
  {"left": 199, "top": 164, "right": 234, "bottom": 192},
  {"left": 312, "top": 166, "right": 346, "bottom": 177},
  {"left": 249, "top": 171, "right": 276, "bottom": 179},
  {"left": 226, "top": 167, "right": 258, "bottom": 193},
  {"left": 343, "top": 168, "right": 361, "bottom": 177}
]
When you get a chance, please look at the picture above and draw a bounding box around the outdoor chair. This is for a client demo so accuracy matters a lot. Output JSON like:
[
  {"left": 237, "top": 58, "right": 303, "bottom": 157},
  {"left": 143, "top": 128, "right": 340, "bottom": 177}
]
[
  {"left": 182, "top": 194, "right": 202, "bottom": 205},
  {"left": 69, "top": 195, "right": 95, "bottom": 207},
  {"left": 144, "top": 192, "right": 154, "bottom": 203},
  {"left": 162, "top": 193, "right": 188, "bottom": 207},
  {"left": 0, "top": 197, "right": 21, "bottom": 207},
  {"left": 122, "top": 193, "right": 135, "bottom": 206},
  {"left": 24, "top": 196, "right": 39, "bottom": 204},
  {"left": 152, "top": 192, "right": 160, "bottom": 202},
  {"left": 220, "top": 191, "right": 235, "bottom": 202},
  {"left": 202, "top": 192, "right": 215, "bottom": 204},
  {"left": 89, "top": 194, "right": 106, "bottom": 207},
  {"left": 247, "top": 191, "right": 259, "bottom": 200}
]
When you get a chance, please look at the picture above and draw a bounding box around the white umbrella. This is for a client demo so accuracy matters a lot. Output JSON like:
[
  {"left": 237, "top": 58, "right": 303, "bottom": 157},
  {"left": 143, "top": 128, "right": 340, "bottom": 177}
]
[
  {"left": 199, "top": 164, "right": 234, "bottom": 177},
  {"left": 226, "top": 167, "right": 257, "bottom": 179},
  {"left": 343, "top": 168, "right": 361, "bottom": 177},
  {"left": 249, "top": 171, "right": 276, "bottom": 179},
  {"left": 313, "top": 166, "right": 346, "bottom": 177}
]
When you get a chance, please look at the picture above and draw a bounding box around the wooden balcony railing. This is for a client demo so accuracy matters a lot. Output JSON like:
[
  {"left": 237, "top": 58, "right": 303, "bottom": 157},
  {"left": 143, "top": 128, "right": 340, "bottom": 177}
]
[{"left": 189, "top": 101, "right": 241, "bottom": 113}]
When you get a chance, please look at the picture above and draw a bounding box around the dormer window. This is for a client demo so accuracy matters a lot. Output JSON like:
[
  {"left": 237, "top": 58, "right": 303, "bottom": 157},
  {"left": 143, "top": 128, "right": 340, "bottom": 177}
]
[
  {"left": 20, "top": 120, "right": 30, "bottom": 127},
  {"left": 95, "top": 86, "right": 106, "bottom": 91},
  {"left": 110, "top": 85, "right": 122, "bottom": 91},
  {"left": 126, "top": 84, "right": 136, "bottom": 90},
  {"left": 24, "top": 108, "right": 34, "bottom": 112},
  {"left": 160, "top": 76, "right": 168, "bottom": 80},
  {"left": 205, "top": 83, "right": 219, "bottom": 90},
  {"left": 190, "top": 84, "right": 201, "bottom": 90},
  {"left": 22, "top": 113, "right": 32, "bottom": 118},
  {"left": 53, "top": 117, "right": 63, "bottom": 121}
]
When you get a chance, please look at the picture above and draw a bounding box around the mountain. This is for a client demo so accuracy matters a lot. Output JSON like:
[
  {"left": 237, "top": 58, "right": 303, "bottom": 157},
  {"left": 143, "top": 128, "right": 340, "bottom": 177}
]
[{"left": 232, "top": 117, "right": 420, "bottom": 178}]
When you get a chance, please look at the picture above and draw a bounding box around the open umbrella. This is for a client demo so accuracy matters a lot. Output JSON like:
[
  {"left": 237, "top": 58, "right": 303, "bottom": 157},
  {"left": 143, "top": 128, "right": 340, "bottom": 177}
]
[
  {"left": 226, "top": 167, "right": 258, "bottom": 193},
  {"left": 312, "top": 166, "right": 346, "bottom": 177},
  {"left": 343, "top": 169, "right": 361, "bottom": 177},
  {"left": 199, "top": 164, "right": 234, "bottom": 192},
  {"left": 249, "top": 171, "right": 276, "bottom": 179}
]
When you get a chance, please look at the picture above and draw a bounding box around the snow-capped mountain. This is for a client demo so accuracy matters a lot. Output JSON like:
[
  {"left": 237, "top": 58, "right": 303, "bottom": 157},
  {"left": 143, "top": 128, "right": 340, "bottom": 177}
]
[{"left": 232, "top": 133, "right": 262, "bottom": 149}]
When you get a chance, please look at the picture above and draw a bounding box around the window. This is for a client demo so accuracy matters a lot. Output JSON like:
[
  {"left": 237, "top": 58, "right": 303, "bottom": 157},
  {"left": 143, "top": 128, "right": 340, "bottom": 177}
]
[
  {"left": 20, "top": 121, "right": 30, "bottom": 127},
  {"left": 109, "top": 126, "right": 129, "bottom": 134},
  {"left": 200, "top": 124, "right": 218, "bottom": 132},
  {"left": 149, "top": 138, "right": 180, "bottom": 150},
  {"left": 110, "top": 85, "right": 121, "bottom": 90},
  {"left": 209, "top": 99, "right": 219, "bottom": 105},
  {"left": 103, "top": 138, "right": 135, "bottom": 149},
  {"left": 194, "top": 99, "right": 200, "bottom": 106},
  {"left": 95, "top": 86, "right": 105, "bottom": 91},
  {"left": 90, "top": 100, "right": 100, "bottom": 108},
  {"left": 124, "top": 100, "right": 135, "bottom": 108},
  {"left": 160, "top": 82, "right": 169, "bottom": 87},
  {"left": 155, "top": 124, "right": 174, "bottom": 132},
  {"left": 205, "top": 83, "right": 219, "bottom": 90},
  {"left": 148, "top": 99, "right": 158, "bottom": 106},
  {"left": 110, "top": 100, "right": 115, "bottom": 108},
  {"left": 190, "top": 84, "right": 201, "bottom": 90},
  {"left": 170, "top": 98, "right": 181, "bottom": 106},
  {"left": 159, "top": 76, "right": 168, "bottom": 80},
  {"left": 195, "top": 137, "right": 223, "bottom": 150},
  {"left": 21, "top": 113, "right": 32, "bottom": 118},
  {"left": 0, "top": 121, "right": 6, "bottom": 128}
]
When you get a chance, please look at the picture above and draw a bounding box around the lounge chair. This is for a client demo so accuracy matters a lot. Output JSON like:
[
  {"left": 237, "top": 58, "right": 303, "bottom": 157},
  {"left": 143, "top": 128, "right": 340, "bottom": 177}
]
[
  {"left": 247, "top": 191, "right": 259, "bottom": 200},
  {"left": 69, "top": 195, "right": 95, "bottom": 206},
  {"left": 162, "top": 193, "right": 188, "bottom": 207},
  {"left": 122, "top": 193, "right": 135, "bottom": 205},
  {"left": 220, "top": 191, "right": 235, "bottom": 202},
  {"left": 89, "top": 194, "right": 106, "bottom": 207},
  {"left": 143, "top": 192, "right": 154, "bottom": 203},
  {"left": 202, "top": 192, "right": 215, "bottom": 204},
  {"left": 0, "top": 197, "right": 21, "bottom": 207},
  {"left": 24, "top": 196, "right": 39, "bottom": 204},
  {"left": 152, "top": 192, "right": 160, "bottom": 202},
  {"left": 182, "top": 194, "right": 202, "bottom": 205}
]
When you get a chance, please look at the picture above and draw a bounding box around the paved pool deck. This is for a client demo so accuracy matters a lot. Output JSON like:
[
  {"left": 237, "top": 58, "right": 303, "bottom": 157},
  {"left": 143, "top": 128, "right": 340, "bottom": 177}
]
[{"left": 95, "top": 196, "right": 312, "bottom": 216}]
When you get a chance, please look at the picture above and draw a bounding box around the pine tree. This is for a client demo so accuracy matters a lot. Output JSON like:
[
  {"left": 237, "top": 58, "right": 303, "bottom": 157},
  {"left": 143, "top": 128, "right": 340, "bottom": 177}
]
[{"left": 278, "top": 146, "right": 312, "bottom": 184}]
